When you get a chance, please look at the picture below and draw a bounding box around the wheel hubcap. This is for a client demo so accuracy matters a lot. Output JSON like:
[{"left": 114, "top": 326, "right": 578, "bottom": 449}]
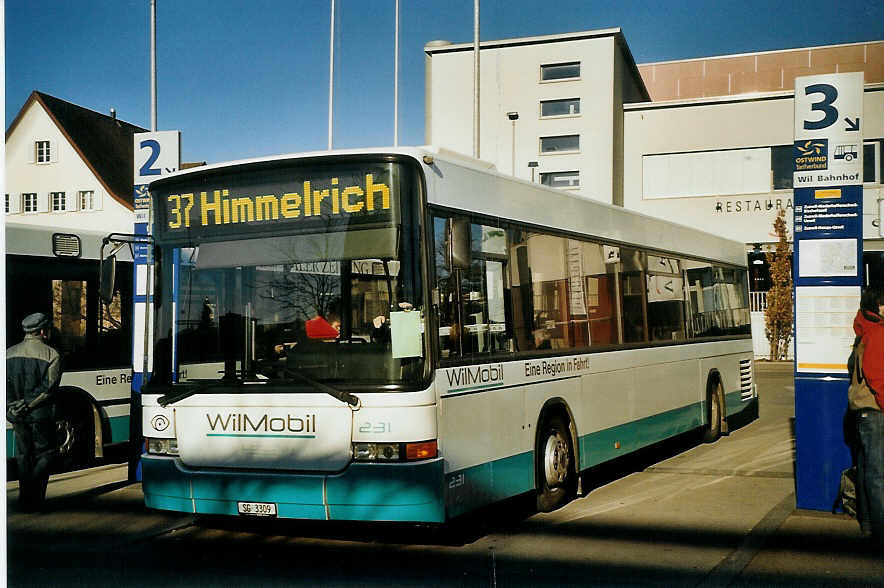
[
  {"left": 57, "top": 421, "right": 75, "bottom": 454},
  {"left": 543, "top": 431, "right": 570, "bottom": 487}
]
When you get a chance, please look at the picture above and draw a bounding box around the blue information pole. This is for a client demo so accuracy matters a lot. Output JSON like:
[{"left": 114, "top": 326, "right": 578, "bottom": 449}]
[
  {"left": 792, "top": 73, "right": 864, "bottom": 511},
  {"left": 130, "top": 131, "right": 181, "bottom": 481}
]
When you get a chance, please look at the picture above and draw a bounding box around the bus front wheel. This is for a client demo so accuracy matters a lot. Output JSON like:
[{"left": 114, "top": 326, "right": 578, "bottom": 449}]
[
  {"left": 536, "top": 414, "right": 575, "bottom": 512},
  {"left": 56, "top": 400, "right": 96, "bottom": 472}
]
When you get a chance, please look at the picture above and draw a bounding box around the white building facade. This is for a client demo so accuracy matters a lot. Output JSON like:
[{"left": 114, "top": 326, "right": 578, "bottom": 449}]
[
  {"left": 425, "top": 29, "right": 648, "bottom": 206},
  {"left": 5, "top": 91, "right": 143, "bottom": 233}
]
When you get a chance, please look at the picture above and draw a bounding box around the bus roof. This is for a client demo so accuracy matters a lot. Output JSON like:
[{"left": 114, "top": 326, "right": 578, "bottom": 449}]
[
  {"left": 5, "top": 224, "right": 133, "bottom": 261},
  {"left": 150, "top": 146, "right": 747, "bottom": 268}
]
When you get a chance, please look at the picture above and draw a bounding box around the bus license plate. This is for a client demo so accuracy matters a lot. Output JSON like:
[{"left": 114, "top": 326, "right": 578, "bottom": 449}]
[{"left": 237, "top": 501, "right": 277, "bottom": 517}]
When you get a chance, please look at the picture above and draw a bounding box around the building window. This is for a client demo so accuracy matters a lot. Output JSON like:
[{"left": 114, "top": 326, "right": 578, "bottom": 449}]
[
  {"left": 771, "top": 146, "right": 793, "bottom": 190},
  {"left": 540, "top": 62, "right": 580, "bottom": 81},
  {"left": 864, "top": 140, "right": 881, "bottom": 184},
  {"left": 51, "top": 191, "right": 67, "bottom": 212},
  {"left": 540, "top": 135, "right": 579, "bottom": 154},
  {"left": 36, "top": 141, "right": 51, "bottom": 163},
  {"left": 540, "top": 98, "right": 580, "bottom": 118},
  {"left": 540, "top": 171, "right": 580, "bottom": 188},
  {"left": 79, "top": 190, "right": 96, "bottom": 211},
  {"left": 23, "top": 193, "right": 38, "bottom": 213}
]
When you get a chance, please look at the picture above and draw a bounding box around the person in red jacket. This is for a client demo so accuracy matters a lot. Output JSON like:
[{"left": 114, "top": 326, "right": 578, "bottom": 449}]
[
  {"left": 854, "top": 289, "right": 884, "bottom": 404},
  {"left": 852, "top": 288, "right": 884, "bottom": 544}
]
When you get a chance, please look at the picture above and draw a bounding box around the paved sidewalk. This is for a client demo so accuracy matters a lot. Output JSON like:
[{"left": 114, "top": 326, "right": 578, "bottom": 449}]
[
  {"left": 734, "top": 505, "right": 884, "bottom": 587},
  {"left": 731, "top": 361, "right": 883, "bottom": 587}
]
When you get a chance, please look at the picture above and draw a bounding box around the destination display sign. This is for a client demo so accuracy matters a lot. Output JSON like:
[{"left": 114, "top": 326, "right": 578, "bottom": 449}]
[
  {"left": 793, "top": 184, "right": 862, "bottom": 283},
  {"left": 793, "top": 185, "right": 862, "bottom": 238},
  {"left": 154, "top": 163, "right": 402, "bottom": 240}
]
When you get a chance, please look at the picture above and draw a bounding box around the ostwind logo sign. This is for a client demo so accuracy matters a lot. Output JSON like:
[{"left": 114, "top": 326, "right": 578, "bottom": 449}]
[{"left": 794, "top": 139, "right": 828, "bottom": 171}]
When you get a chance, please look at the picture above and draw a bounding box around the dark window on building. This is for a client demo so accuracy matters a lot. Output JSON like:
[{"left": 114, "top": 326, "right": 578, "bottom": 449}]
[
  {"left": 540, "top": 135, "right": 579, "bottom": 153},
  {"left": 35, "top": 141, "right": 51, "bottom": 163},
  {"left": 771, "top": 146, "right": 793, "bottom": 190},
  {"left": 540, "top": 98, "right": 580, "bottom": 117},
  {"left": 863, "top": 141, "right": 880, "bottom": 184},
  {"left": 540, "top": 171, "right": 580, "bottom": 188},
  {"left": 540, "top": 62, "right": 580, "bottom": 81}
]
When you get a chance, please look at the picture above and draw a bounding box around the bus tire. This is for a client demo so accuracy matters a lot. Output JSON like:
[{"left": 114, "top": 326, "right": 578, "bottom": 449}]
[
  {"left": 703, "top": 379, "right": 724, "bottom": 443},
  {"left": 536, "top": 414, "right": 575, "bottom": 512},
  {"left": 56, "top": 399, "right": 96, "bottom": 472}
]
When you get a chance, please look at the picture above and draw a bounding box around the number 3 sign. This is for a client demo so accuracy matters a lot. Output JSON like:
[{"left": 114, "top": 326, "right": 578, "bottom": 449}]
[
  {"left": 134, "top": 131, "right": 181, "bottom": 186},
  {"left": 794, "top": 72, "right": 862, "bottom": 138},
  {"left": 793, "top": 72, "right": 863, "bottom": 186}
]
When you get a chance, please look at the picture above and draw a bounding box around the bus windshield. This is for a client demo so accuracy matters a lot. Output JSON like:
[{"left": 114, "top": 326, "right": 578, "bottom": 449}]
[{"left": 147, "top": 159, "right": 426, "bottom": 390}]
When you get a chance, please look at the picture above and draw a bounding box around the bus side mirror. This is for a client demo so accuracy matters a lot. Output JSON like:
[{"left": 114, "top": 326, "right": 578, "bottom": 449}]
[
  {"left": 99, "top": 254, "right": 117, "bottom": 305},
  {"left": 448, "top": 218, "right": 471, "bottom": 271}
]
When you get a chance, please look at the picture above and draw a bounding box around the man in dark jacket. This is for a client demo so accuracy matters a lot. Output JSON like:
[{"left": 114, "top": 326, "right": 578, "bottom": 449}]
[
  {"left": 6, "top": 312, "right": 62, "bottom": 511},
  {"left": 852, "top": 288, "right": 884, "bottom": 543}
]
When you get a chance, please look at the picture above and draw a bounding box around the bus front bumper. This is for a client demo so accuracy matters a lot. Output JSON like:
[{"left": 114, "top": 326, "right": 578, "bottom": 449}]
[{"left": 141, "top": 455, "right": 446, "bottom": 523}]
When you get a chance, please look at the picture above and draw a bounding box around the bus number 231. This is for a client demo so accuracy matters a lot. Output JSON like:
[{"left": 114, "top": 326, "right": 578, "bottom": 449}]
[{"left": 359, "top": 421, "right": 391, "bottom": 434}]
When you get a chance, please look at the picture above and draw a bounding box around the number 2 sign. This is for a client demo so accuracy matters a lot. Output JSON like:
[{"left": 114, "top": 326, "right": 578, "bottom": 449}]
[{"left": 134, "top": 131, "right": 181, "bottom": 186}]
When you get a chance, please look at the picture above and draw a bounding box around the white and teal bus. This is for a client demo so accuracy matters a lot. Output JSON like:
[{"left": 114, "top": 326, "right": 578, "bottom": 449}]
[
  {"left": 6, "top": 224, "right": 133, "bottom": 473},
  {"left": 132, "top": 148, "right": 756, "bottom": 522}
]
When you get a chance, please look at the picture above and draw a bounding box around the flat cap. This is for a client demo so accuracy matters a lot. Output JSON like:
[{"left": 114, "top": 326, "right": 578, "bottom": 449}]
[{"left": 22, "top": 312, "right": 49, "bottom": 333}]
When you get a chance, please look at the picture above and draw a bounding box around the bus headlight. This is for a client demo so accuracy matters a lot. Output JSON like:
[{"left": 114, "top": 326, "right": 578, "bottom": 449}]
[
  {"left": 146, "top": 437, "right": 179, "bottom": 456},
  {"left": 352, "top": 440, "right": 437, "bottom": 462},
  {"left": 353, "top": 443, "right": 400, "bottom": 461}
]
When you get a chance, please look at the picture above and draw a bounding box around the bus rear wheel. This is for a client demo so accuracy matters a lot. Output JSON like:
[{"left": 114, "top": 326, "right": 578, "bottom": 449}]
[
  {"left": 536, "top": 415, "right": 575, "bottom": 512},
  {"left": 703, "top": 380, "right": 724, "bottom": 443}
]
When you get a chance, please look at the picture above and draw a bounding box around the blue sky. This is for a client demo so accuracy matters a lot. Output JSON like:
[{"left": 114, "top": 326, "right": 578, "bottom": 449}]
[{"left": 6, "top": 1, "right": 883, "bottom": 164}]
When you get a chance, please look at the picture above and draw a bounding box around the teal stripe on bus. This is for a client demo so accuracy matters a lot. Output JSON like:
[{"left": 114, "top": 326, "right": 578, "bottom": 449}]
[
  {"left": 6, "top": 429, "right": 16, "bottom": 458},
  {"left": 446, "top": 401, "right": 710, "bottom": 516},
  {"left": 445, "top": 452, "right": 534, "bottom": 519},
  {"left": 108, "top": 415, "right": 130, "bottom": 444},
  {"left": 725, "top": 390, "right": 747, "bottom": 417},
  {"left": 445, "top": 392, "right": 756, "bottom": 516},
  {"left": 142, "top": 455, "right": 446, "bottom": 522},
  {"left": 581, "top": 402, "right": 702, "bottom": 468}
]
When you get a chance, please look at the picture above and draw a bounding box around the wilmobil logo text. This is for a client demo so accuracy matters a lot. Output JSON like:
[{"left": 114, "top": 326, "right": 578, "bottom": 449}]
[
  {"left": 446, "top": 364, "right": 504, "bottom": 391},
  {"left": 206, "top": 413, "right": 317, "bottom": 437}
]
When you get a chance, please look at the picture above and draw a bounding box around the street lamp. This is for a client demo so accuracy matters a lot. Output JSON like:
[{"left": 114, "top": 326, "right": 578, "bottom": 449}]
[{"left": 507, "top": 112, "right": 519, "bottom": 176}]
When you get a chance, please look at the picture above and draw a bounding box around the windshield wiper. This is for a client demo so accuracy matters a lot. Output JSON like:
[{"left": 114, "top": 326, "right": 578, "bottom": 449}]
[
  {"left": 285, "top": 368, "right": 361, "bottom": 409},
  {"left": 157, "top": 381, "right": 215, "bottom": 407},
  {"left": 157, "top": 374, "right": 360, "bottom": 409}
]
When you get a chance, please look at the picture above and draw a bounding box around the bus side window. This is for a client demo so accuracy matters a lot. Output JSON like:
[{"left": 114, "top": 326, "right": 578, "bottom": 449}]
[
  {"left": 433, "top": 216, "right": 460, "bottom": 359},
  {"left": 459, "top": 223, "right": 512, "bottom": 358},
  {"left": 433, "top": 215, "right": 514, "bottom": 360},
  {"left": 620, "top": 248, "right": 648, "bottom": 343},
  {"left": 646, "top": 255, "right": 686, "bottom": 341}
]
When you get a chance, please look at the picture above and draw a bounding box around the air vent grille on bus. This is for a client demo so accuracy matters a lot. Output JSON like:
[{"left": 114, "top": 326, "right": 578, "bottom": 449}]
[
  {"left": 52, "top": 233, "right": 82, "bottom": 258},
  {"left": 740, "top": 359, "right": 753, "bottom": 401}
]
